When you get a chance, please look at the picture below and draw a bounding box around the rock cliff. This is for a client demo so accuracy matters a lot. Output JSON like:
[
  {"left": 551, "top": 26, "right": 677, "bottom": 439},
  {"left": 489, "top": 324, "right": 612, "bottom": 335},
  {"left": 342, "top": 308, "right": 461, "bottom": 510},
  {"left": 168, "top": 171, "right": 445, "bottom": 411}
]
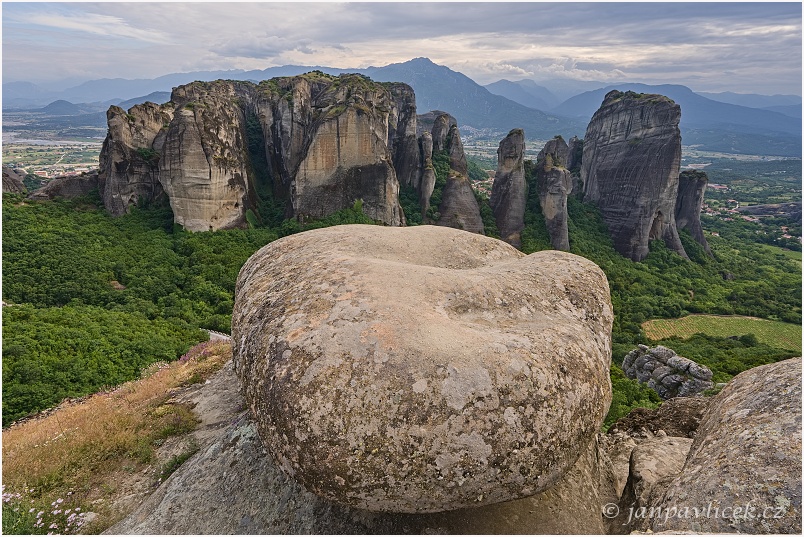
[
  {"left": 99, "top": 73, "right": 410, "bottom": 230},
  {"left": 675, "top": 170, "right": 712, "bottom": 255},
  {"left": 490, "top": 129, "right": 526, "bottom": 247},
  {"left": 27, "top": 171, "right": 101, "bottom": 201},
  {"left": 2, "top": 167, "right": 27, "bottom": 194},
  {"left": 535, "top": 136, "right": 573, "bottom": 250},
  {"left": 581, "top": 90, "right": 687, "bottom": 261},
  {"left": 232, "top": 225, "right": 613, "bottom": 513}
]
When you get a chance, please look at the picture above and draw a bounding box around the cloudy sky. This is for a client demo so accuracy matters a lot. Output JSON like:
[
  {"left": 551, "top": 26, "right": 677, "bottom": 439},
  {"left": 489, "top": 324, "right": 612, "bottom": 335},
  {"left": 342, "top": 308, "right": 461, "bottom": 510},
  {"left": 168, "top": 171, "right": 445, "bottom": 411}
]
[{"left": 3, "top": 1, "right": 802, "bottom": 95}]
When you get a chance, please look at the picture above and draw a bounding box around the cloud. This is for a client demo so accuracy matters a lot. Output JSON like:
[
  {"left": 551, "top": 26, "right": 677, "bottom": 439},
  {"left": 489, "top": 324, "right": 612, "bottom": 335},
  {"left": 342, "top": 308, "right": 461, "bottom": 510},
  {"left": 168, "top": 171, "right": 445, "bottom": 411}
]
[
  {"left": 214, "top": 36, "right": 317, "bottom": 58},
  {"left": 27, "top": 12, "right": 171, "bottom": 44}
]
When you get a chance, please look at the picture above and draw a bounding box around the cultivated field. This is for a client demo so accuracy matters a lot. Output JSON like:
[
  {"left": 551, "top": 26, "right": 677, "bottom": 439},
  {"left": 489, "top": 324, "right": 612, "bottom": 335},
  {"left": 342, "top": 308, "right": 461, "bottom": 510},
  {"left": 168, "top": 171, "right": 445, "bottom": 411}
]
[{"left": 642, "top": 314, "right": 802, "bottom": 352}]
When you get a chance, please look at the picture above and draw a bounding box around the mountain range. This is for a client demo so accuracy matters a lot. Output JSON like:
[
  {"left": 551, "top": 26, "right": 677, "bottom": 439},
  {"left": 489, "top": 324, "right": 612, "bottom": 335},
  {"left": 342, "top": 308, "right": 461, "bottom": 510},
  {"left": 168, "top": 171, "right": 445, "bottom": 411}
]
[{"left": 4, "top": 58, "right": 801, "bottom": 156}]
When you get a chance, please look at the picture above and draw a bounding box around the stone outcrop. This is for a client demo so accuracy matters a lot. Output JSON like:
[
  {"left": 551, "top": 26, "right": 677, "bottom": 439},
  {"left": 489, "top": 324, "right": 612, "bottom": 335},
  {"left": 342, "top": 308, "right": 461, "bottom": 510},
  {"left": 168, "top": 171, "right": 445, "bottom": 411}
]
[
  {"left": 622, "top": 345, "right": 713, "bottom": 399},
  {"left": 566, "top": 135, "right": 582, "bottom": 173},
  {"left": 99, "top": 73, "right": 410, "bottom": 230},
  {"left": 2, "top": 166, "right": 27, "bottom": 194},
  {"left": 581, "top": 90, "right": 687, "bottom": 261},
  {"left": 650, "top": 357, "right": 802, "bottom": 533},
  {"left": 232, "top": 225, "right": 613, "bottom": 513},
  {"left": 99, "top": 102, "right": 172, "bottom": 216},
  {"left": 535, "top": 136, "right": 573, "bottom": 250},
  {"left": 386, "top": 83, "right": 421, "bottom": 191},
  {"left": 431, "top": 119, "right": 484, "bottom": 234},
  {"left": 608, "top": 396, "right": 710, "bottom": 439},
  {"left": 27, "top": 171, "right": 101, "bottom": 201},
  {"left": 109, "top": 364, "right": 610, "bottom": 535},
  {"left": 675, "top": 170, "right": 712, "bottom": 255},
  {"left": 615, "top": 436, "right": 694, "bottom": 533},
  {"left": 490, "top": 129, "right": 526, "bottom": 247},
  {"left": 429, "top": 112, "right": 455, "bottom": 151}
]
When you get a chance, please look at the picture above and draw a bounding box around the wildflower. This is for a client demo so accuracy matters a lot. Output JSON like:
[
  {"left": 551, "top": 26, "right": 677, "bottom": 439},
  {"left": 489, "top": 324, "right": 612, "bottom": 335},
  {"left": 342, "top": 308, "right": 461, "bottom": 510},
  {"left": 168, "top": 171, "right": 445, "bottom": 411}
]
[
  {"left": 56, "top": 498, "right": 64, "bottom": 504},
  {"left": 49, "top": 523, "right": 58, "bottom": 529},
  {"left": 53, "top": 509, "right": 62, "bottom": 515},
  {"left": 37, "top": 510, "right": 45, "bottom": 517},
  {"left": 75, "top": 507, "right": 81, "bottom": 512}
]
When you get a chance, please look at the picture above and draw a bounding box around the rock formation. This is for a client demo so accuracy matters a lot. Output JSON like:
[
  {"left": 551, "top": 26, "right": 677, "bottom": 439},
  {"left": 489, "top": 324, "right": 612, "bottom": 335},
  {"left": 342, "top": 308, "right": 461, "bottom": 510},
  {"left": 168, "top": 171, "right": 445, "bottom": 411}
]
[
  {"left": 232, "top": 225, "right": 613, "bottom": 513},
  {"left": 109, "top": 365, "right": 611, "bottom": 534},
  {"left": 430, "top": 118, "right": 484, "bottom": 234},
  {"left": 489, "top": 129, "right": 526, "bottom": 247},
  {"left": 430, "top": 112, "right": 454, "bottom": 151},
  {"left": 27, "top": 171, "right": 101, "bottom": 201},
  {"left": 100, "top": 101, "right": 173, "bottom": 216},
  {"left": 418, "top": 131, "right": 436, "bottom": 213},
  {"left": 581, "top": 90, "right": 687, "bottom": 261},
  {"left": 535, "top": 136, "right": 573, "bottom": 250},
  {"left": 99, "top": 72, "right": 410, "bottom": 230},
  {"left": 2, "top": 166, "right": 27, "bottom": 194},
  {"left": 622, "top": 345, "right": 713, "bottom": 399},
  {"left": 650, "top": 357, "right": 802, "bottom": 533},
  {"left": 675, "top": 170, "right": 712, "bottom": 255}
]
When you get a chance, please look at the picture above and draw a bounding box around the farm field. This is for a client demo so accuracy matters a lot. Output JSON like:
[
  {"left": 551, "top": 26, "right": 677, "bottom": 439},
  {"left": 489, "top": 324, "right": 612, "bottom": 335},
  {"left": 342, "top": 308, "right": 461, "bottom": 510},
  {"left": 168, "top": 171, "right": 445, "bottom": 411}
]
[{"left": 642, "top": 314, "right": 802, "bottom": 353}]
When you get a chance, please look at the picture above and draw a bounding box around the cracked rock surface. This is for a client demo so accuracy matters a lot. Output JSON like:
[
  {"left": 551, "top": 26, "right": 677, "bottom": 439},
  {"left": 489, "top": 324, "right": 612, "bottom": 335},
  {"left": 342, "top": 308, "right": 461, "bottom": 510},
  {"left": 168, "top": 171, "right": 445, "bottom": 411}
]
[{"left": 232, "top": 224, "right": 613, "bottom": 512}]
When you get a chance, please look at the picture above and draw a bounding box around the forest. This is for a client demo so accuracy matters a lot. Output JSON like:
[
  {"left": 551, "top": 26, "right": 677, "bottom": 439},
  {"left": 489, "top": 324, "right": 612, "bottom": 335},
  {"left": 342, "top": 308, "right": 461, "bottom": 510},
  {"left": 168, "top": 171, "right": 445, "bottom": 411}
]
[{"left": 2, "top": 157, "right": 801, "bottom": 428}]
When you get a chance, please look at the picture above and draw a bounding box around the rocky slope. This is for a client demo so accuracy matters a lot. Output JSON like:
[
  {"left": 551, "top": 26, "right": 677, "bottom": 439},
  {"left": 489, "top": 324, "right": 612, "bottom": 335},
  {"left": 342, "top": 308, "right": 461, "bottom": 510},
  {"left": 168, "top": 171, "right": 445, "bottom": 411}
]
[
  {"left": 581, "top": 90, "right": 687, "bottom": 261},
  {"left": 2, "top": 166, "right": 27, "bottom": 194}
]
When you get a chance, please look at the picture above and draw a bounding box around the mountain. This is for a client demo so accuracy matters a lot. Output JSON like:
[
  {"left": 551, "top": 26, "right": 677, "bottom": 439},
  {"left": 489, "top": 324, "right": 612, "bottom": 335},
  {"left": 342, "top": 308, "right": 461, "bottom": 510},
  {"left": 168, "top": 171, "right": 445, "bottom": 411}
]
[
  {"left": 117, "top": 92, "right": 172, "bottom": 109},
  {"left": 553, "top": 84, "right": 802, "bottom": 156},
  {"left": 361, "top": 58, "right": 584, "bottom": 138},
  {"left": 761, "top": 104, "right": 802, "bottom": 119},
  {"left": 698, "top": 91, "right": 801, "bottom": 109},
  {"left": 484, "top": 79, "right": 559, "bottom": 111},
  {"left": 39, "top": 100, "right": 86, "bottom": 115}
]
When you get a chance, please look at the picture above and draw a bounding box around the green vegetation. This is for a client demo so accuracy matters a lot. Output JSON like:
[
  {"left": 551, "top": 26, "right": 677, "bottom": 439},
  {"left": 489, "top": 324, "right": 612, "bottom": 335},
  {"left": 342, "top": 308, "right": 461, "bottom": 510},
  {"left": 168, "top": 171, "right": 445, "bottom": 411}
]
[{"left": 643, "top": 315, "right": 801, "bottom": 352}]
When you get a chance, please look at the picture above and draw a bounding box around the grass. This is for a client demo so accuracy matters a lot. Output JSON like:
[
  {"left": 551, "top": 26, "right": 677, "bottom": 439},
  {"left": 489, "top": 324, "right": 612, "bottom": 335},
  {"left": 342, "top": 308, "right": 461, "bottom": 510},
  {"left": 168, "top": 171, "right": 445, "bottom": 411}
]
[
  {"left": 760, "top": 244, "right": 802, "bottom": 265},
  {"left": 1, "top": 340, "right": 231, "bottom": 534},
  {"left": 642, "top": 314, "right": 802, "bottom": 353}
]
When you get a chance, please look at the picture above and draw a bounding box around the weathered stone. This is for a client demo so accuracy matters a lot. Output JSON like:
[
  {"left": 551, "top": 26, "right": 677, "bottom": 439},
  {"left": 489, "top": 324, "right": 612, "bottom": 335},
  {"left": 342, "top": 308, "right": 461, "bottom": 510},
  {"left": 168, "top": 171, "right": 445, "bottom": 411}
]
[
  {"left": 447, "top": 124, "right": 468, "bottom": 177},
  {"left": 581, "top": 90, "right": 687, "bottom": 261},
  {"left": 386, "top": 83, "right": 421, "bottom": 190},
  {"left": 109, "top": 372, "right": 609, "bottom": 535},
  {"left": 623, "top": 345, "right": 713, "bottom": 399},
  {"left": 651, "top": 358, "right": 802, "bottom": 534},
  {"left": 99, "top": 101, "right": 173, "bottom": 216},
  {"left": 100, "top": 73, "right": 408, "bottom": 230},
  {"left": 676, "top": 170, "right": 712, "bottom": 255},
  {"left": 232, "top": 225, "right": 613, "bottom": 513},
  {"left": 430, "top": 112, "right": 453, "bottom": 151},
  {"left": 158, "top": 81, "right": 251, "bottom": 231},
  {"left": 566, "top": 135, "right": 583, "bottom": 174},
  {"left": 27, "top": 171, "right": 101, "bottom": 201},
  {"left": 535, "top": 136, "right": 573, "bottom": 251},
  {"left": 2, "top": 166, "right": 26, "bottom": 194},
  {"left": 420, "top": 166, "right": 436, "bottom": 215},
  {"left": 436, "top": 172, "right": 485, "bottom": 234},
  {"left": 615, "top": 436, "right": 693, "bottom": 533},
  {"left": 490, "top": 129, "right": 526, "bottom": 247}
]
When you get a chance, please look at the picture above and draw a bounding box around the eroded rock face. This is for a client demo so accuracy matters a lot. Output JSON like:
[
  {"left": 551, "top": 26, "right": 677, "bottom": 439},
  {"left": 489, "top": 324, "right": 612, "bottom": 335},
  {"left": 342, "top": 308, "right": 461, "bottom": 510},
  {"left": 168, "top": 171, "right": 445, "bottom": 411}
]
[
  {"left": 430, "top": 113, "right": 453, "bottom": 151},
  {"left": 675, "top": 170, "right": 712, "bottom": 255},
  {"left": 232, "top": 225, "right": 613, "bottom": 513},
  {"left": 490, "top": 129, "right": 526, "bottom": 247},
  {"left": 535, "top": 137, "right": 573, "bottom": 250},
  {"left": 27, "top": 171, "right": 101, "bottom": 201},
  {"left": 623, "top": 345, "right": 713, "bottom": 399},
  {"left": 99, "top": 102, "right": 173, "bottom": 216},
  {"left": 99, "top": 73, "right": 409, "bottom": 230},
  {"left": 651, "top": 358, "right": 802, "bottom": 533},
  {"left": 159, "top": 81, "right": 251, "bottom": 231},
  {"left": 581, "top": 90, "right": 687, "bottom": 261},
  {"left": 2, "top": 167, "right": 27, "bottom": 194},
  {"left": 436, "top": 172, "right": 485, "bottom": 234}
]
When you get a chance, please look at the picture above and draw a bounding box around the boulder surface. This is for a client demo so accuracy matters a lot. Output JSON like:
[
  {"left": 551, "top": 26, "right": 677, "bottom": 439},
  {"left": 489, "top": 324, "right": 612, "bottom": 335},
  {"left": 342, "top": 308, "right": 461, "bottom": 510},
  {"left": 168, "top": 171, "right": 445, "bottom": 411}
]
[{"left": 232, "top": 224, "right": 613, "bottom": 513}]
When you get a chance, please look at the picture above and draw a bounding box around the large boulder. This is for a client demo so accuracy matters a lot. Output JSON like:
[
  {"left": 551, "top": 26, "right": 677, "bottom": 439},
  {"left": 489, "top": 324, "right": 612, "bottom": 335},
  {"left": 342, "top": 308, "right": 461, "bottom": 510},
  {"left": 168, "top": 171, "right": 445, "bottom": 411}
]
[
  {"left": 232, "top": 225, "right": 613, "bottom": 513},
  {"left": 651, "top": 358, "right": 802, "bottom": 533},
  {"left": 490, "top": 129, "right": 527, "bottom": 247},
  {"left": 27, "top": 171, "right": 101, "bottom": 201},
  {"left": 581, "top": 90, "right": 687, "bottom": 261}
]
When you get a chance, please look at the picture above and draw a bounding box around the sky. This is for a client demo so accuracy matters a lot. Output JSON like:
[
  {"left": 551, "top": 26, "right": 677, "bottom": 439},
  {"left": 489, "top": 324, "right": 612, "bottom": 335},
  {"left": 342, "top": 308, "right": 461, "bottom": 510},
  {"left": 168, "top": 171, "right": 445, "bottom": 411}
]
[{"left": 2, "top": 1, "right": 802, "bottom": 95}]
